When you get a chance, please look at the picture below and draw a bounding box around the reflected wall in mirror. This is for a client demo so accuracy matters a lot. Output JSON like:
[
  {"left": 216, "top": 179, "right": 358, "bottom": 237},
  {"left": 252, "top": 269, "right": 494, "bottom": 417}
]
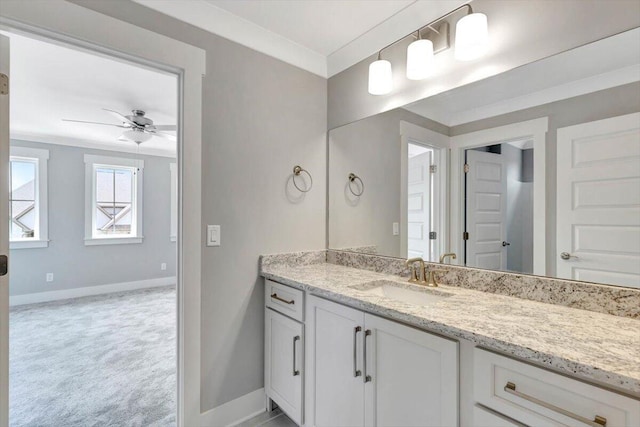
[{"left": 328, "top": 28, "right": 640, "bottom": 288}]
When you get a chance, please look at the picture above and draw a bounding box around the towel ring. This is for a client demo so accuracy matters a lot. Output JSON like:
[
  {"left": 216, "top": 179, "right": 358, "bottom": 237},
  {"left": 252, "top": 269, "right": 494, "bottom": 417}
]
[
  {"left": 292, "top": 165, "right": 313, "bottom": 193},
  {"left": 348, "top": 173, "right": 364, "bottom": 196}
]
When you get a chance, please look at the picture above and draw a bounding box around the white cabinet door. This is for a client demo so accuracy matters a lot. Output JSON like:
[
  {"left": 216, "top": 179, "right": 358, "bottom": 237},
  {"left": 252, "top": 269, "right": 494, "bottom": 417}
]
[
  {"left": 306, "top": 295, "right": 365, "bottom": 427},
  {"left": 363, "top": 313, "right": 458, "bottom": 427},
  {"left": 265, "top": 309, "right": 303, "bottom": 425},
  {"left": 556, "top": 113, "right": 640, "bottom": 287}
]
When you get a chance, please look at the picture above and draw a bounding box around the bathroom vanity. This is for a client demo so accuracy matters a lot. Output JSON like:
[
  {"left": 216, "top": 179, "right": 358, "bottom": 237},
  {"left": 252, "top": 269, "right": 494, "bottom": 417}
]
[{"left": 260, "top": 251, "right": 640, "bottom": 427}]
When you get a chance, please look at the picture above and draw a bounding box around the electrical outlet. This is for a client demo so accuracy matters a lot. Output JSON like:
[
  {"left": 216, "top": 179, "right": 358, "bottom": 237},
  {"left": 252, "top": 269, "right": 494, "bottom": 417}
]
[
  {"left": 161, "top": 263, "right": 167, "bottom": 271},
  {"left": 46, "top": 273, "right": 54, "bottom": 282}
]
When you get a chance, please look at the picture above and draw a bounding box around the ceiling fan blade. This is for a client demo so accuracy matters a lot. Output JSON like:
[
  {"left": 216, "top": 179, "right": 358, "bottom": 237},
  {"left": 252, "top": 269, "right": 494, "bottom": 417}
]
[
  {"left": 62, "top": 119, "right": 129, "bottom": 128},
  {"left": 151, "top": 125, "right": 177, "bottom": 131},
  {"left": 103, "top": 108, "right": 136, "bottom": 126},
  {"left": 151, "top": 131, "right": 177, "bottom": 142}
]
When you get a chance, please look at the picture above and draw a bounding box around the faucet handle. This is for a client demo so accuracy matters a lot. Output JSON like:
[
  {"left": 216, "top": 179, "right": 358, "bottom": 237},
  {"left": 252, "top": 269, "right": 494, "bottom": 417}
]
[{"left": 425, "top": 268, "right": 448, "bottom": 287}]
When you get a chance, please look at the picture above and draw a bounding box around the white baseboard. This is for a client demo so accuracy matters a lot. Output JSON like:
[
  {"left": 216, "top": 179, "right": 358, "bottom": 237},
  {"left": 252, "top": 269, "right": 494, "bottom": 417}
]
[
  {"left": 10, "top": 276, "right": 176, "bottom": 306},
  {"left": 200, "top": 388, "right": 266, "bottom": 427}
]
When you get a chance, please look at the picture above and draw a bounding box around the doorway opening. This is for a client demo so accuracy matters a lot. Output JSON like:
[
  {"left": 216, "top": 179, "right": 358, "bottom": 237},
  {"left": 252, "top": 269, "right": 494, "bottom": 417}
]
[
  {"left": 4, "top": 30, "right": 180, "bottom": 425},
  {"left": 463, "top": 139, "right": 534, "bottom": 273}
]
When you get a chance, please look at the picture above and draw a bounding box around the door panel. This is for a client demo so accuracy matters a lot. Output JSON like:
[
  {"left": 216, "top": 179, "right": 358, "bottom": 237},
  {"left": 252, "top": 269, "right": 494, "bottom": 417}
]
[
  {"left": 557, "top": 113, "right": 640, "bottom": 288},
  {"left": 364, "top": 313, "right": 458, "bottom": 427},
  {"left": 265, "top": 309, "right": 303, "bottom": 425},
  {"left": 306, "top": 296, "right": 365, "bottom": 427},
  {"left": 466, "top": 150, "right": 507, "bottom": 270},
  {"left": 0, "top": 34, "right": 10, "bottom": 425},
  {"left": 407, "top": 150, "right": 432, "bottom": 260}
]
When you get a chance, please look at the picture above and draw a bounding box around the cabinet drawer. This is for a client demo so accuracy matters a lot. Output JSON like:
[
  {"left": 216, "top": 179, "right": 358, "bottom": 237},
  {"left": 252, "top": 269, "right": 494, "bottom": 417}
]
[
  {"left": 474, "top": 348, "right": 640, "bottom": 427},
  {"left": 473, "top": 404, "right": 524, "bottom": 427},
  {"left": 266, "top": 279, "right": 304, "bottom": 321}
]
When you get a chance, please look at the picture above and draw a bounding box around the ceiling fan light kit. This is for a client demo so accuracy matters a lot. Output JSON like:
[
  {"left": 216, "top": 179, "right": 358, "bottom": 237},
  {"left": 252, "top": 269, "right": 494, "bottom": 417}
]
[
  {"left": 62, "top": 108, "right": 177, "bottom": 144},
  {"left": 368, "top": 2, "right": 489, "bottom": 95}
]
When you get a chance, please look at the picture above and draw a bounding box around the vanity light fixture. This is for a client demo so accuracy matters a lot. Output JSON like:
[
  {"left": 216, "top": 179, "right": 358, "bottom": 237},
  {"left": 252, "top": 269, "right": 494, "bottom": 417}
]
[
  {"left": 367, "top": 2, "right": 488, "bottom": 95},
  {"left": 368, "top": 52, "right": 393, "bottom": 95}
]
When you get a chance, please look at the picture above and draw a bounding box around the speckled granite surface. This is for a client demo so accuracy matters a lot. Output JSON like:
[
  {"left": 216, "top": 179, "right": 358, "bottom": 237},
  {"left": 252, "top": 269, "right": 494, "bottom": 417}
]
[
  {"left": 327, "top": 250, "right": 640, "bottom": 319},
  {"left": 261, "top": 259, "right": 640, "bottom": 396}
]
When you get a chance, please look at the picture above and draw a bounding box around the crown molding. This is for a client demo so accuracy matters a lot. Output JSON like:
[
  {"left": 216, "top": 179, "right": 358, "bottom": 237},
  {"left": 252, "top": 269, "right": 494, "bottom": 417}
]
[{"left": 133, "top": 0, "right": 327, "bottom": 77}]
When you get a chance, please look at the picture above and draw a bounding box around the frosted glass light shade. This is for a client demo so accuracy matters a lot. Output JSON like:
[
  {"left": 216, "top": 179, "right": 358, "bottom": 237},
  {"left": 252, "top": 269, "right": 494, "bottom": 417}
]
[
  {"left": 122, "top": 129, "right": 152, "bottom": 143},
  {"left": 368, "top": 59, "right": 393, "bottom": 95},
  {"left": 455, "top": 12, "right": 488, "bottom": 61},
  {"left": 406, "top": 39, "right": 435, "bottom": 80}
]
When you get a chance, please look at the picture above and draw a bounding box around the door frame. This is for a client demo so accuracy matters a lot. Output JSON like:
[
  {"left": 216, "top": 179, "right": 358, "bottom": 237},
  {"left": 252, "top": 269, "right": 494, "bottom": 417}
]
[
  {"left": 400, "top": 121, "right": 449, "bottom": 261},
  {"left": 0, "top": 1, "right": 206, "bottom": 425},
  {"left": 450, "top": 117, "right": 548, "bottom": 275}
]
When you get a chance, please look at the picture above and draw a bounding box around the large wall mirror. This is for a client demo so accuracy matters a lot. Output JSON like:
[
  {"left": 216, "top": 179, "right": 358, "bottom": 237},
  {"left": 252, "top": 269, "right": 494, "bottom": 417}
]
[{"left": 328, "top": 28, "right": 640, "bottom": 288}]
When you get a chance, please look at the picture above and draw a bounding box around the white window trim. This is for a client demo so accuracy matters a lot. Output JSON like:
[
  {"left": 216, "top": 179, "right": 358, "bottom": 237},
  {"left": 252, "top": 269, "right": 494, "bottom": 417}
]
[
  {"left": 169, "top": 163, "right": 177, "bottom": 242},
  {"left": 84, "top": 154, "right": 144, "bottom": 246},
  {"left": 9, "top": 146, "right": 49, "bottom": 250}
]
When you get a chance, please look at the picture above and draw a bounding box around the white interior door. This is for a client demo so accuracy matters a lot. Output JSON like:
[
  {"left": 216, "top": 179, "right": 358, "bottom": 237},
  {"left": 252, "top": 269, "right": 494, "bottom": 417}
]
[
  {"left": 0, "top": 34, "right": 10, "bottom": 425},
  {"left": 407, "top": 150, "right": 432, "bottom": 260},
  {"left": 557, "top": 113, "right": 640, "bottom": 288},
  {"left": 466, "top": 150, "right": 507, "bottom": 270}
]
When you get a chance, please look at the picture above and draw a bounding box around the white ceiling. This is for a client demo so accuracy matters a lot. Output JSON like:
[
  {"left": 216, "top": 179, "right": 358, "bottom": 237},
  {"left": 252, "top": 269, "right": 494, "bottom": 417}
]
[
  {"left": 133, "top": 0, "right": 465, "bottom": 77},
  {"left": 7, "top": 32, "right": 178, "bottom": 157},
  {"left": 403, "top": 27, "right": 640, "bottom": 127}
]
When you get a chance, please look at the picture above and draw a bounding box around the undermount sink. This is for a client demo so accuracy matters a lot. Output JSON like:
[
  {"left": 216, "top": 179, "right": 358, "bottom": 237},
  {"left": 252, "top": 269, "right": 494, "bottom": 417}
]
[{"left": 351, "top": 280, "right": 452, "bottom": 307}]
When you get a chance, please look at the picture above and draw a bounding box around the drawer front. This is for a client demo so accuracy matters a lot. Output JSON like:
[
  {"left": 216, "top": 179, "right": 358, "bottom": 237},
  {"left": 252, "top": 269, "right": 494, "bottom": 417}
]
[
  {"left": 474, "top": 348, "right": 640, "bottom": 427},
  {"left": 473, "top": 404, "right": 524, "bottom": 427},
  {"left": 266, "top": 279, "right": 304, "bottom": 321}
]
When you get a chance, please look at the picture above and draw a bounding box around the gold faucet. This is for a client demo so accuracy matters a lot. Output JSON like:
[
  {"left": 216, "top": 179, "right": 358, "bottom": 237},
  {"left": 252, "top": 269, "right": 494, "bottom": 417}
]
[
  {"left": 405, "top": 257, "right": 425, "bottom": 283},
  {"left": 406, "top": 257, "right": 446, "bottom": 287},
  {"left": 439, "top": 253, "right": 457, "bottom": 264}
]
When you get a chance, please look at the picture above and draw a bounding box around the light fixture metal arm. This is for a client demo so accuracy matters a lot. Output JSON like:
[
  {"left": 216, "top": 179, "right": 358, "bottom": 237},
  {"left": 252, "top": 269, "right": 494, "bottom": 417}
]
[{"left": 376, "top": 3, "right": 473, "bottom": 58}]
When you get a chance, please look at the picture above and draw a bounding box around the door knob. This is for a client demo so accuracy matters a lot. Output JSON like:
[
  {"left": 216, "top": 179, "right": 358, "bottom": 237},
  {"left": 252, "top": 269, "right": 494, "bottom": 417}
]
[
  {"left": 560, "top": 252, "right": 579, "bottom": 260},
  {"left": 502, "top": 241, "right": 510, "bottom": 247}
]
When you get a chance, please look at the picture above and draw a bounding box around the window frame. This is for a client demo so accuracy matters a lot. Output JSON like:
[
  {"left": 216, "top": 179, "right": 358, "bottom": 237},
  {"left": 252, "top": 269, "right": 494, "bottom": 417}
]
[
  {"left": 9, "top": 146, "right": 49, "bottom": 249},
  {"left": 84, "top": 154, "right": 144, "bottom": 246}
]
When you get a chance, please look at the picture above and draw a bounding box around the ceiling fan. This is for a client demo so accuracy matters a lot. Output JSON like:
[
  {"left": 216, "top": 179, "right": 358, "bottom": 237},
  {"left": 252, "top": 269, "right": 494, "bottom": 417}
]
[{"left": 62, "top": 109, "right": 177, "bottom": 144}]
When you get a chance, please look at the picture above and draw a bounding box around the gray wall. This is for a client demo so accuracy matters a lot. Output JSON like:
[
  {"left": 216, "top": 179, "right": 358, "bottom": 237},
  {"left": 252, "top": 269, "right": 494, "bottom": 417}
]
[
  {"left": 70, "top": 0, "right": 328, "bottom": 413},
  {"left": 329, "top": 108, "right": 447, "bottom": 257},
  {"left": 328, "top": 0, "right": 640, "bottom": 129},
  {"left": 9, "top": 139, "right": 176, "bottom": 296},
  {"left": 451, "top": 82, "right": 640, "bottom": 276}
]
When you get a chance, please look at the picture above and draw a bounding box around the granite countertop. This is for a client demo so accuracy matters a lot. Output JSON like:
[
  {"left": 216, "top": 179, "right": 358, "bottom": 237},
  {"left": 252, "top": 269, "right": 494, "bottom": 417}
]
[{"left": 261, "top": 262, "right": 640, "bottom": 396}]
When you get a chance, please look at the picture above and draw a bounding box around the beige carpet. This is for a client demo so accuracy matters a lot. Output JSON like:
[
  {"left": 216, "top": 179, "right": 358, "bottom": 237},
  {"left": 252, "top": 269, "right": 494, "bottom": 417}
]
[{"left": 9, "top": 286, "right": 176, "bottom": 426}]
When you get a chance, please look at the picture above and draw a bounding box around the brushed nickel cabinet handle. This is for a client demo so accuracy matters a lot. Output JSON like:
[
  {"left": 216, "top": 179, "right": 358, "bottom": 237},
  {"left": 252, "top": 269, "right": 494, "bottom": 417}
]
[
  {"left": 292, "top": 336, "right": 300, "bottom": 376},
  {"left": 504, "top": 382, "right": 606, "bottom": 427},
  {"left": 271, "top": 293, "right": 295, "bottom": 305},
  {"left": 363, "top": 329, "right": 372, "bottom": 383},
  {"left": 353, "top": 326, "right": 362, "bottom": 377}
]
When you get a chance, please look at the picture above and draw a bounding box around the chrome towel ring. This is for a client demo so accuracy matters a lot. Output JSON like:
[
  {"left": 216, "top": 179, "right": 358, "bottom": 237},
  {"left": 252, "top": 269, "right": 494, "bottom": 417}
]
[
  {"left": 348, "top": 173, "right": 364, "bottom": 196},
  {"left": 292, "top": 165, "right": 313, "bottom": 193}
]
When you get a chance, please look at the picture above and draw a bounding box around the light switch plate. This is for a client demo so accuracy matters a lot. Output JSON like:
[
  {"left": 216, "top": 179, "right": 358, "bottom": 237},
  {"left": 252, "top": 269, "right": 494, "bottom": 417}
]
[
  {"left": 207, "top": 225, "right": 221, "bottom": 247},
  {"left": 392, "top": 222, "right": 399, "bottom": 236}
]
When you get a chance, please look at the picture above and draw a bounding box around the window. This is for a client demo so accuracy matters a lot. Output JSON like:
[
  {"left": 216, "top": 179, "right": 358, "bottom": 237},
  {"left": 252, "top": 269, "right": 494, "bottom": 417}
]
[
  {"left": 169, "top": 163, "right": 177, "bottom": 242},
  {"left": 85, "top": 154, "right": 143, "bottom": 245},
  {"left": 9, "top": 147, "right": 49, "bottom": 249}
]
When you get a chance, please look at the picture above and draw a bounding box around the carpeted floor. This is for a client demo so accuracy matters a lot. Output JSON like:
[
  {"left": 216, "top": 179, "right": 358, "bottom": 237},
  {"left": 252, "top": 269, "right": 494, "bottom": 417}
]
[{"left": 9, "top": 286, "right": 176, "bottom": 427}]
